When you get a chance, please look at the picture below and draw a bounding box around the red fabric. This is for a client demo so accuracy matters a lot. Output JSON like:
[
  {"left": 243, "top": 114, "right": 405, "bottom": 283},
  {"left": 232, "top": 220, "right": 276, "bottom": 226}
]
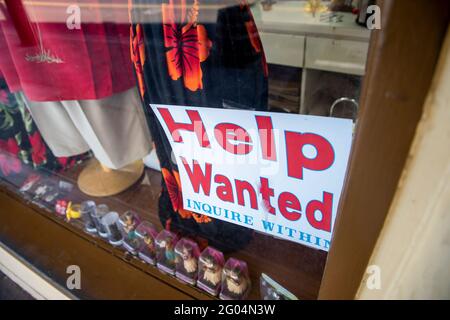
[
  {"left": 0, "top": 24, "right": 21, "bottom": 92},
  {"left": 0, "top": 0, "right": 135, "bottom": 101}
]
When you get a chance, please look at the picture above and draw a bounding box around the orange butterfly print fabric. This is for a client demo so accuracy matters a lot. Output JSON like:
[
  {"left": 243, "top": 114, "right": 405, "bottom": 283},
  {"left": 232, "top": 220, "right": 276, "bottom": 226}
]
[
  {"left": 162, "top": 0, "right": 212, "bottom": 91},
  {"left": 130, "top": 24, "right": 146, "bottom": 97},
  {"left": 162, "top": 168, "right": 212, "bottom": 223}
]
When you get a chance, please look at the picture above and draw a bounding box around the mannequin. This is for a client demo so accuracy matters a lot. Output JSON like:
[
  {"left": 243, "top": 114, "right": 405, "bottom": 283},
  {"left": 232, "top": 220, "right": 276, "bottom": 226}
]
[
  {"left": 0, "top": 0, "right": 152, "bottom": 196},
  {"left": 21, "top": 88, "right": 150, "bottom": 196}
]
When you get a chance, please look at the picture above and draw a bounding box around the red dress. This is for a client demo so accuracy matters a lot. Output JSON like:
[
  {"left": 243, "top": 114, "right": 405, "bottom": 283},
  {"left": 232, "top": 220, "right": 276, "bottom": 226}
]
[{"left": 0, "top": 0, "right": 135, "bottom": 101}]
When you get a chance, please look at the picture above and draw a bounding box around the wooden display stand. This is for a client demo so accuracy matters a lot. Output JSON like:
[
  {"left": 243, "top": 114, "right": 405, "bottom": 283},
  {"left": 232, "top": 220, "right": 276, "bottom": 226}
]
[{"left": 77, "top": 158, "right": 144, "bottom": 197}]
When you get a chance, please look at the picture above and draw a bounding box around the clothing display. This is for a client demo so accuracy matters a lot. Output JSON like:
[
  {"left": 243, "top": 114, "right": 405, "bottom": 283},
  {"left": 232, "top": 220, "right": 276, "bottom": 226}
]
[
  {"left": 0, "top": 0, "right": 135, "bottom": 101},
  {"left": 23, "top": 87, "right": 152, "bottom": 170},
  {"left": 0, "top": 1, "right": 152, "bottom": 171},
  {"left": 0, "top": 77, "right": 83, "bottom": 182},
  {"left": 0, "top": 0, "right": 390, "bottom": 302},
  {"left": 129, "top": 0, "right": 268, "bottom": 252}
]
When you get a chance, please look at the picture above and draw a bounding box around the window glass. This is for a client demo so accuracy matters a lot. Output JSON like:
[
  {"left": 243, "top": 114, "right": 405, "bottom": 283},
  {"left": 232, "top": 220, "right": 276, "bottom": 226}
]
[{"left": 0, "top": 0, "right": 373, "bottom": 300}]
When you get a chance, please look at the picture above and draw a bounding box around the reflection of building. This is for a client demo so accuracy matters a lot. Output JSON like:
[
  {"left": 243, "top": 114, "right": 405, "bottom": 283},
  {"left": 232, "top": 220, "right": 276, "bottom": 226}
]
[{"left": 252, "top": 1, "right": 370, "bottom": 115}]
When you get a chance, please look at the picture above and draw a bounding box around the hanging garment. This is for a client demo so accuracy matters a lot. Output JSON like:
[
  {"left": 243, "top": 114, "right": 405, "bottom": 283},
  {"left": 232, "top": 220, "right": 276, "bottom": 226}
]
[
  {"left": 23, "top": 87, "right": 152, "bottom": 170},
  {"left": 0, "top": 77, "right": 83, "bottom": 183},
  {"left": 129, "top": 0, "right": 268, "bottom": 252},
  {"left": 0, "top": 1, "right": 153, "bottom": 169},
  {"left": 0, "top": 0, "right": 135, "bottom": 101}
]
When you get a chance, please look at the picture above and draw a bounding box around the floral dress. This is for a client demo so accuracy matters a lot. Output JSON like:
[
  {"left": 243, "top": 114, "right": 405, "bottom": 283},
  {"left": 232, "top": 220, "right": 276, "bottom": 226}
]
[
  {"left": 129, "top": 0, "right": 268, "bottom": 252},
  {"left": 0, "top": 77, "right": 83, "bottom": 186}
]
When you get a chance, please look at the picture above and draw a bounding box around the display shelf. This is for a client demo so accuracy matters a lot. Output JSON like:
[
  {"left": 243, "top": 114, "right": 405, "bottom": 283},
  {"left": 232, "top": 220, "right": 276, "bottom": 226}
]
[
  {"left": 0, "top": 181, "right": 208, "bottom": 300},
  {"left": 0, "top": 159, "right": 326, "bottom": 300}
]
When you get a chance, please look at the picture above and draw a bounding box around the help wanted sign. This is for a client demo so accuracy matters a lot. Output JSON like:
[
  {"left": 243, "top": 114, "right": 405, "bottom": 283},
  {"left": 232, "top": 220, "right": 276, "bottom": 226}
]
[{"left": 151, "top": 104, "right": 353, "bottom": 251}]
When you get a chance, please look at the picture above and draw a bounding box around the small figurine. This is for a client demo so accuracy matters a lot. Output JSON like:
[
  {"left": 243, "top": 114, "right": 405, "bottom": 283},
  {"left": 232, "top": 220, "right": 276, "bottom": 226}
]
[
  {"left": 65, "top": 202, "right": 82, "bottom": 221},
  {"left": 33, "top": 183, "right": 50, "bottom": 198},
  {"left": 94, "top": 204, "right": 109, "bottom": 238},
  {"left": 34, "top": 182, "right": 59, "bottom": 206},
  {"left": 20, "top": 174, "right": 41, "bottom": 193},
  {"left": 123, "top": 236, "right": 141, "bottom": 255},
  {"left": 136, "top": 221, "right": 158, "bottom": 265},
  {"left": 141, "top": 232, "right": 156, "bottom": 262},
  {"left": 58, "top": 180, "right": 74, "bottom": 193},
  {"left": 43, "top": 190, "right": 59, "bottom": 204},
  {"left": 165, "top": 241, "right": 175, "bottom": 262},
  {"left": 80, "top": 200, "right": 97, "bottom": 234},
  {"left": 119, "top": 211, "right": 140, "bottom": 253},
  {"left": 197, "top": 247, "right": 224, "bottom": 296},
  {"left": 100, "top": 211, "right": 123, "bottom": 246},
  {"left": 220, "top": 258, "right": 251, "bottom": 300},
  {"left": 175, "top": 238, "right": 200, "bottom": 285},
  {"left": 155, "top": 230, "right": 178, "bottom": 275},
  {"left": 55, "top": 199, "right": 68, "bottom": 216},
  {"left": 120, "top": 211, "right": 140, "bottom": 236}
]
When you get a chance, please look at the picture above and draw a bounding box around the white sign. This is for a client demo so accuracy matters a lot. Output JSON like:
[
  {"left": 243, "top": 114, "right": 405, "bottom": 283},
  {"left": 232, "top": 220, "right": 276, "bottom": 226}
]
[{"left": 151, "top": 104, "right": 353, "bottom": 251}]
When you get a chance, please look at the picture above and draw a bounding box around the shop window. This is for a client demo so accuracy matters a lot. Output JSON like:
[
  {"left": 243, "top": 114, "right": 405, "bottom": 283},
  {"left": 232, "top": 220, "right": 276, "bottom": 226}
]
[{"left": 0, "top": 0, "right": 375, "bottom": 300}]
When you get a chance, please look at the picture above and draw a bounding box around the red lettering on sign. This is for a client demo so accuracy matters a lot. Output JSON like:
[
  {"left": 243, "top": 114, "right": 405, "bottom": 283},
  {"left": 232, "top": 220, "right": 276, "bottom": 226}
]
[
  {"left": 235, "top": 179, "right": 258, "bottom": 209},
  {"left": 259, "top": 177, "right": 275, "bottom": 214},
  {"left": 214, "top": 174, "right": 234, "bottom": 203},
  {"left": 158, "top": 108, "right": 211, "bottom": 148},
  {"left": 214, "top": 123, "right": 253, "bottom": 155},
  {"left": 285, "top": 132, "right": 335, "bottom": 180},
  {"left": 306, "top": 192, "right": 333, "bottom": 232},
  {"left": 256, "top": 116, "right": 277, "bottom": 161},
  {"left": 278, "top": 191, "right": 302, "bottom": 221},
  {"left": 180, "top": 157, "right": 212, "bottom": 195}
]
